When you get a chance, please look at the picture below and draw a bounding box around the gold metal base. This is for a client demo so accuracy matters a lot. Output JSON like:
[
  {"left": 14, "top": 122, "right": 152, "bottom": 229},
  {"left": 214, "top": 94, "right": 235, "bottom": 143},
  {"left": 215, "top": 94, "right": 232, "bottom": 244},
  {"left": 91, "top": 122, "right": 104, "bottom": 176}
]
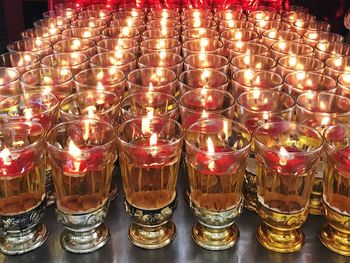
[
  {"left": 243, "top": 190, "right": 257, "bottom": 213},
  {"left": 128, "top": 221, "right": 176, "bottom": 249},
  {"left": 256, "top": 223, "right": 304, "bottom": 253},
  {"left": 320, "top": 224, "right": 350, "bottom": 256},
  {"left": 309, "top": 177, "right": 324, "bottom": 215},
  {"left": 192, "top": 222, "right": 239, "bottom": 251},
  {"left": 243, "top": 163, "right": 258, "bottom": 213},
  {"left": 184, "top": 189, "right": 190, "bottom": 204},
  {"left": 109, "top": 182, "right": 119, "bottom": 201}
]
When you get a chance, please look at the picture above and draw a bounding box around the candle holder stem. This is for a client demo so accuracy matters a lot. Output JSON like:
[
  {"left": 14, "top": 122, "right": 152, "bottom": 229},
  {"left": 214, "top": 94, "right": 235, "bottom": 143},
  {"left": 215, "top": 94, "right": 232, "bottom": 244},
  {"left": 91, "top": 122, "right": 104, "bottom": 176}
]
[
  {"left": 45, "top": 169, "right": 56, "bottom": 206},
  {"left": 56, "top": 203, "right": 110, "bottom": 254},
  {"left": 309, "top": 176, "right": 324, "bottom": 215},
  {"left": 0, "top": 201, "right": 48, "bottom": 255},
  {"left": 256, "top": 203, "right": 308, "bottom": 253},
  {"left": 320, "top": 203, "right": 350, "bottom": 256}
]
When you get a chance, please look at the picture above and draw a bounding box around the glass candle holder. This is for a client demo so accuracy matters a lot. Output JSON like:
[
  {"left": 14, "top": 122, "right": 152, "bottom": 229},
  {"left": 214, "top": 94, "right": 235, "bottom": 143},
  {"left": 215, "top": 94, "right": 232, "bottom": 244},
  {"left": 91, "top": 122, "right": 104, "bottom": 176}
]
[
  {"left": 247, "top": 10, "right": 281, "bottom": 24},
  {"left": 78, "top": 9, "right": 112, "bottom": 23},
  {"left": 127, "top": 67, "right": 177, "bottom": 95},
  {"left": 321, "top": 124, "right": 350, "bottom": 256},
  {"left": 90, "top": 50, "right": 136, "bottom": 75},
  {"left": 231, "top": 69, "right": 283, "bottom": 97},
  {"left": 315, "top": 42, "right": 350, "bottom": 62},
  {"left": 0, "top": 52, "right": 40, "bottom": 75},
  {"left": 296, "top": 92, "right": 350, "bottom": 215},
  {"left": 284, "top": 72, "right": 337, "bottom": 99},
  {"left": 271, "top": 41, "right": 314, "bottom": 60},
  {"left": 293, "top": 20, "right": 331, "bottom": 36},
  {"left": 182, "top": 39, "right": 223, "bottom": 57},
  {"left": 254, "top": 20, "right": 291, "bottom": 36},
  {"left": 179, "top": 68, "right": 228, "bottom": 94},
  {"left": 0, "top": 67, "right": 20, "bottom": 101},
  {"left": 101, "top": 26, "right": 140, "bottom": 42},
  {"left": 218, "top": 20, "right": 255, "bottom": 34},
  {"left": 237, "top": 90, "right": 295, "bottom": 212},
  {"left": 21, "top": 27, "right": 62, "bottom": 45},
  {"left": 227, "top": 42, "right": 269, "bottom": 60},
  {"left": 277, "top": 55, "right": 325, "bottom": 78},
  {"left": 138, "top": 52, "right": 183, "bottom": 77},
  {"left": 146, "top": 19, "right": 181, "bottom": 32},
  {"left": 117, "top": 116, "right": 184, "bottom": 249},
  {"left": 179, "top": 88, "right": 235, "bottom": 129},
  {"left": 182, "top": 9, "right": 213, "bottom": 20},
  {"left": 302, "top": 31, "right": 344, "bottom": 47},
  {"left": 325, "top": 56, "right": 350, "bottom": 80},
  {"left": 53, "top": 38, "right": 96, "bottom": 58},
  {"left": 220, "top": 29, "right": 259, "bottom": 52},
  {"left": 43, "top": 9, "right": 77, "bottom": 20},
  {"left": 70, "top": 17, "right": 107, "bottom": 32},
  {"left": 181, "top": 28, "right": 219, "bottom": 42},
  {"left": 97, "top": 38, "right": 138, "bottom": 56},
  {"left": 110, "top": 18, "right": 146, "bottom": 34},
  {"left": 40, "top": 52, "right": 89, "bottom": 75},
  {"left": 282, "top": 11, "right": 315, "bottom": 26},
  {"left": 46, "top": 119, "right": 117, "bottom": 253},
  {"left": 113, "top": 9, "right": 146, "bottom": 21},
  {"left": 61, "top": 27, "right": 101, "bottom": 43},
  {"left": 20, "top": 68, "right": 73, "bottom": 101},
  {"left": 74, "top": 67, "right": 125, "bottom": 98},
  {"left": 262, "top": 30, "right": 301, "bottom": 47},
  {"left": 140, "top": 38, "right": 181, "bottom": 55},
  {"left": 230, "top": 54, "right": 277, "bottom": 73},
  {"left": 54, "top": 3, "right": 82, "bottom": 12},
  {"left": 147, "top": 9, "right": 180, "bottom": 21},
  {"left": 119, "top": 91, "right": 179, "bottom": 121},
  {"left": 181, "top": 19, "right": 217, "bottom": 31},
  {"left": 7, "top": 39, "right": 52, "bottom": 59},
  {"left": 337, "top": 73, "right": 350, "bottom": 98},
  {"left": 141, "top": 29, "right": 179, "bottom": 41},
  {"left": 86, "top": 3, "right": 114, "bottom": 11},
  {"left": 185, "top": 118, "right": 251, "bottom": 250},
  {"left": 254, "top": 122, "right": 323, "bottom": 252},
  {"left": 215, "top": 9, "right": 246, "bottom": 22},
  {"left": 184, "top": 53, "right": 229, "bottom": 74},
  {"left": 0, "top": 122, "right": 48, "bottom": 255},
  {"left": 34, "top": 17, "right": 70, "bottom": 30}
]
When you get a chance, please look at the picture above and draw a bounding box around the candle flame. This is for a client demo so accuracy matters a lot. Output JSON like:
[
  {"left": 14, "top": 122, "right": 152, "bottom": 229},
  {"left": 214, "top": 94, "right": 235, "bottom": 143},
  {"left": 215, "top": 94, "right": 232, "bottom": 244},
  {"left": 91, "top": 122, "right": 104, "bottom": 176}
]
[
  {"left": 23, "top": 108, "right": 33, "bottom": 121},
  {"left": 252, "top": 89, "right": 261, "bottom": 99},
  {"left": 321, "top": 116, "right": 330, "bottom": 126},
  {"left": 306, "top": 79, "right": 313, "bottom": 87},
  {"left": 309, "top": 33, "right": 318, "bottom": 39},
  {"left": 200, "top": 39, "right": 209, "bottom": 49},
  {"left": 289, "top": 56, "right": 297, "bottom": 67},
  {"left": 296, "top": 71, "right": 306, "bottom": 80},
  {"left": 262, "top": 112, "right": 269, "bottom": 121},
  {"left": 97, "top": 81, "right": 104, "bottom": 91},
  {"left": 201, "top": 69, "right": 211, "bottom": 82},
  {"left": 243, "top": 55, "right": 250, "bottom": 65},
  {"left": 207, "top": 137, "right": 215, "bottom": 153},
  {"left": 279, "top": 42, "right": 286, "bottom": 50},
  {"left": 244, "top": 69, "right": 254, "bottom": 81},
  {"left": 83, "top": 31, "right": 92, "bottom": 38},
  {"left": 142, "top": 115, "right": 153, "bottom": 134},
  {"left": 223, "top": 120, "right": 229, "bottom": 140},
  {"left": 236, "top": 41, "right": 244, "bottom": 49},
  {"left": 201, "top": 110, "right": 208, "bottom": 119},
  {"left": 150, "top": 133, "right": 157, "bottom": 147},
  {"left": 0, "top": 148, "right": 11, "bottom": 166},
  {"left": 72, "top": 39, "right": 81, "bottom": 49},
  {"left": 343, "top": 74, "right": 350, "bottom": 83},
  {"left": 68, "top": 140, "right": 82, "bottom": 158},
  {"left": 278, "top": 147, "right": 289, "bottom": 166},
  {"left": 234, "top": 31, "right": 242, "bottom": 40},
  {"left": 226, "top": 13, "right": 233, "bottom": 20},
  {"left": 85, "top": 105, "right": 96, "bottom": 119},
  {"left": 334, "top": 58, "right": 342, "bottom": 67}
]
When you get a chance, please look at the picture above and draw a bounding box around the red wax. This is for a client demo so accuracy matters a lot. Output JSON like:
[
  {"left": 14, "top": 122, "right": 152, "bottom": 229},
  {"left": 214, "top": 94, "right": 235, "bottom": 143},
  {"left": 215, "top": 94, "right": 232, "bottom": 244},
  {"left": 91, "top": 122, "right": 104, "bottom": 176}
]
[
  {"left": 259, "top": 146, "right": 306, "bottom": 176},
  {"left": 244, "top": 115, "right": 285, "bottom": 133},
  {"left": 195, "top": 145, "right": 236, "bottom": 175},
  {"left": 332, "top": 147, "right": 350, "bottom": 177},
  {"left": 0, "top": 149, "right": 35, "bottom": 177}
]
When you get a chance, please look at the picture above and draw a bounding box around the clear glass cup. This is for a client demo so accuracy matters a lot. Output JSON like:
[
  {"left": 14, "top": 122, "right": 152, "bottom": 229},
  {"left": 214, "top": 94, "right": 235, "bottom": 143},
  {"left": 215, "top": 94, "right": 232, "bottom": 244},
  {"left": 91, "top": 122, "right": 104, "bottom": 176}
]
[
  {"left": 184, "top": 53, "right": 229, "bottom": 74},
  {"left": 126, "top": 67, "right": 178, "bottom": 95},
  {"left": 230, "top": 54, "right": 276, "bottom": 73},
  {"left": 302, "top": 31, "right": 344, "bottom": 47},
  {"left": 315, "top": 42, "right": 350, "bottom": 62},
  {"left": 0, "top": 52, "right": 40, "bottom": 75},
  {"left": 40, "top": 52, "right": 89, "bottom": 75},
  {"left": 231, "top": 69, "right": 283, "bottom": 97},
  {"left": 20, "top": 67, "right": 74, "bottom": 101},
  {"left": 262, "top": 29, "right": 301, "bottom": 47},
  {"left": 78, "top": 9, "right": 112, "bottom": 23},
  {"left": 325, "top": 56, "right": 350, "bottom": 80},
  {"left": 0, "top": 67, "right": 20, "bottom": 101},
  {"left": 185, "top": 118, "right": 251, "bottom": 250},
  {"left": 215, "top": 9, "right": 246, "bottom": 22},
  {"left": 43, "top": 9, "right": 77, "bottom": 20},
  {"left": 146, "top": 18, "right": 181, "bottom": 32},
  {"left": 284, "top": 72, "right": 337, "bottom": 99},
  {"left": 0, "top": 122, "right": 48, "bottom": 255},
  {"left": 181, "top": 19, "right": 217, "bottom": 31},
  {"left": 90, "top": 50, "right": 136, "bottom": 75},
  {"left": 218, "top": 20, "right": 254, "bottom": 34},
  {"left": 119, "top": 91, "right": 179, "bottom": 121},
  {"left": 254, "top": 122, "right": 323, "bottom": 252},
  {"left": 34, "top": 17, "right": 70, "bottom": 30},
  {"left": 21, "top": 27, "right": 62, "bottom": 45},
  {"left": 277, "top": 55, "right": 325, "bottom": 77},
  {"left": 53, "top": 38, "right": 96, "bottom": 58},
  {"left": 141, "top": 29, "right": 179, "bottom": 41},
  {"left": 110, "top": 18, "right": 146, "bottom": 34},
  {"left": 271, "top": 41, "right": 314, "bottom": 60},
  {"left": 227, "top": 42, "right": 269, "bottom": 60},
  {"left": 321, "top": 124, "right": 350, "bottom": 256},
  {"left": 70, "top": 17, "right": 107, "bottom": 32},
  {"left": 101, "top": 26, "right": 140, "bottom": 41},
  {"left": 182, "top": 9, "right": 213, "bottom": 20},
  {"left": 7, "top": 39, "right": 52, "bottom": 59},
  {"left": 96, "top": 38, "right": 138, "bottom": 56},
  {"left": 140, "top": 38, "right": 181, "bottom": 55},
  {"left": 182, "top": 39, "right": 223, "bottom": 57},
  {"left": 220, "top": 28, "right": 259, "bottom": 56},
  {"left": 237, "top": 90, "right": 295, "bottom": 212},
  {"left": 46, "top": 119, "right": 117, "bottom": 253},
  {"left": 113, "top": 9, "right": 146, "bottom": 21},
  {"left": 337, "top": 73, "right": 350, "bottom": 98},
  {"left": 147, "top": 9, "right": 180, "bottom": 21},
  {"left": 247, "top": 10, "right": 281, "bottom": 24},
  {"left": 138, "top": 52, "right": 183, "bottom": 77},
  {"left": 254, "top": 20, "right": 291, "bottom": 36},
  {"left": 179, "top": 68, "right": 228, "bottom": 94},
  {"left": 293, "top": 20, "right": 331, "bottom": 36},
  {"left": 74, "top": 67, "right": 125, "bottom": 98},
  {"left": 281, "top": 11, "right": 316, "bottom": 26},
  {"left": 181, "top": 28, "right": 219, "bottom": 42},
  {"left": 61, "top": 27, "right": 101, "bottom": 43},
  {"left": 117, "top": 116, "right": 184, "bottom": 249}
]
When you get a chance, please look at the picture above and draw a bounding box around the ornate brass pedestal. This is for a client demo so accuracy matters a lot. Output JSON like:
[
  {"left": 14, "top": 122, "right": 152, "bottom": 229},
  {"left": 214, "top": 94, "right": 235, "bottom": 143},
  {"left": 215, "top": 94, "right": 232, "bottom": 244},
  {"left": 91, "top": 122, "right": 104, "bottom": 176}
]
[{"left": 243, "top": 156, "right": 258, "bottom": 212}]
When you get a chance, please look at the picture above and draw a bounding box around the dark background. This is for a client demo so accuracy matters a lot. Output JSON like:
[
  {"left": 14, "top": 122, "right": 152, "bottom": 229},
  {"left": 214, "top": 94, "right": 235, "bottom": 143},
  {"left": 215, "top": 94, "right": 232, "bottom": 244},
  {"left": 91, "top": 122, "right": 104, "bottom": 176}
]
[{"left": 0, "top": 0, "right": 349, "bottom": 52}]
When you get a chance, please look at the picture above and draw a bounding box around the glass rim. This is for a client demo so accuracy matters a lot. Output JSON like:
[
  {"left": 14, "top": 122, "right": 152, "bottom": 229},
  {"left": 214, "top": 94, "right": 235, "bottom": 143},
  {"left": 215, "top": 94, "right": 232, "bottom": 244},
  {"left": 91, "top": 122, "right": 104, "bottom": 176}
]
[
  {"left": 61, "top": 27, "right": 101, "bottom": 37},
  {"left": 126, "top": 67, "right": 177, "bottom": 87},
  {"left": 262, "top": 29, "right": 302, "bottom": 40},
  {"left": 59, "top": 90, "right": 120, "bottom": 119},
  {"left": 284, "top": 71, "right": 337, "bottom": 91},
  {"left": 46, "top": 119, "right": 116, "bottom": 153},
  {"left": 315, "top": 42, "right": 350, "bottom": 54},
  {"left": 338, "top": 73, "right": 350, "bottom": 88},
  {"left": 325, "top": 56, "right": 350, "bottom": 69},
  {"left": 138, "top": 52, "right": 183, "bottom": 67},
  {"left": 20, "top": 67, "right": 73, "bottom": 86},
  {"left": 230, "top": 54, "right": 277, "bottom": 68},
  {"left": 323, "top": 123, "right": 350, "bottom": 145},
  {"left": 0, "top": 51, "right": 40, "bottom": 67},
  {"left": 296, "top": 91, "right": 350, "bottom": 116},
  {"left": 101, "top": 26, "right": 140, "bottom": 39},
  {"left": 0, "top": 121, "right": 45, "bottom": 152},
  {"left": 254, "top": 121, "right": 324, "bottom": 155},
  {"left": 74, "top": 67, "right": 126, "bottom": 87},
  {"left": 0, "top": 67, "right": 19, "bottom": 85},
  {"left": 271, "top": 41, "right": 314, "bottom": 54},
  {"left": 90, "top": 50, "right": 136, "bottom": 67},
  {"left": 179, "top": 88, "right": 235, "bottom": 114},
  {"left": 140, "top": 38, "right": 181, "bottom": 49},
  {"left": 227, "top": 41, "right": 269, "bottom": 52},
  {"left": 277, "top": 55, "right": 325, "bottom": 71},
  {"left": 179, "top": 68, "right": 228, "bottom": 89},
  {"left": 141, "top": 28, "right": 179, "bottom": 38},
  {"left": 182, "top": 38, "right": 223, "bottom": 50},
  {"left": 22, "top": 27, "right": 61, "bottom": 36},
  {"left": 117, "top": 116, "right": 184, "bottom": 150},
  {"left": 237, "top": 90, "right": 296, "bottom": 113},
  {"left": 185, "top": 118, "right": 252, "bottom": 155},
  {"left": 40, "top": 52, "right": 89, "bottom": 67},
  {"left": 231, "top": 69, "right": 283, "bottom": 88},
  {"left": 96, "top": 38, "right": 138, "bottom": 49},
  {"left": 185, "top": 53, "right": 229, "bottom": 67},
  {"left": 7, "top": 38, "right": 52, "bottom": 53},
  {"left": 71, "top": 17, "right": 108, "bottom": 27},
  {"left": 181, "top": 28, "right": 219, "bottom": 38}
]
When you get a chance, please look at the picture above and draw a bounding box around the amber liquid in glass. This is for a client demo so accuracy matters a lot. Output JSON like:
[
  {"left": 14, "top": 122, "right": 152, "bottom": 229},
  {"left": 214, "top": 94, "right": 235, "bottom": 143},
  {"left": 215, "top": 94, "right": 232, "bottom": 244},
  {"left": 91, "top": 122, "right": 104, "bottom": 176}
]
[
  {"left": 0, "top": 163, "right": 46, "bottom": 216},
  {"left": 120, "top": 139, "right": 179, "bottom": 210},
  {"left": 52, "top": 164, "right": 113, "bottom": 214}
]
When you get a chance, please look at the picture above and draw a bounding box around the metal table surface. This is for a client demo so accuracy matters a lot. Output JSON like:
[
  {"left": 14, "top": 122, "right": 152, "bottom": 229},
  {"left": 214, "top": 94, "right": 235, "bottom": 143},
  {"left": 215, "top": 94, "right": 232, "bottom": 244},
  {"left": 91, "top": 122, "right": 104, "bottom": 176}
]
[{"left": 0, "top": 171, "right": 348, "bottom": 263}]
